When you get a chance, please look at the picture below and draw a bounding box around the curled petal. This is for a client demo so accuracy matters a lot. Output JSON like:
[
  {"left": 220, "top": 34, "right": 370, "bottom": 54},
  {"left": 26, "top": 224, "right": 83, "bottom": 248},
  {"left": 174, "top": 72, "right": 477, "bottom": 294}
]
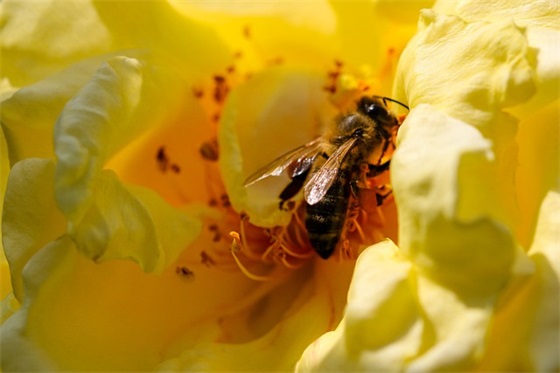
[
  {"left": 68, "top": 170, "right": 201, "bottom": 273},
  {"left": 432, "top": 0, "right": 560, "bottom": 112},
  {"left": 0, "top": 56, "right": 113, "bottom": 165},
  {"left": 392, "top": 105, "right": 517, "bottom": 298},
  {"left": 394, "top": 10, "right": 537, "bottom": 127},
  {"left": 54, "top": 56, "right": 180, "bottom": 223},
  {"left": 2, "top": 159, "right": 66, "bottom": 301}
]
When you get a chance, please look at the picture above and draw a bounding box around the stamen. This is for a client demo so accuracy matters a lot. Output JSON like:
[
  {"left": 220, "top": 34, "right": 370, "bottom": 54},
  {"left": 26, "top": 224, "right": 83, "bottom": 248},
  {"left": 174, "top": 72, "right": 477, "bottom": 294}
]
[
  {"left": 338, "top": 240, "right": 355, "bottom": 261},
  {"left": 346, "top": 203, "right": 367, "bottom": 243},
  {"left": 280, "top": 255, "right": 306, "bottom": 269},
  {"left": 229, "top": 232, "right": 277, "bottom": 282}
]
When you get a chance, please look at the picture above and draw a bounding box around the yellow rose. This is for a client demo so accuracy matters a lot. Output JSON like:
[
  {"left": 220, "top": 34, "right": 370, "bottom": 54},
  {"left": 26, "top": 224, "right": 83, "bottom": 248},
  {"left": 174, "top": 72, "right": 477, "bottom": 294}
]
[
  {"left": 298, "top": 0, "right": 559, "bottom": 371},
  {"left": 0, "top": 1, "right": 429, "bottom": 371}
]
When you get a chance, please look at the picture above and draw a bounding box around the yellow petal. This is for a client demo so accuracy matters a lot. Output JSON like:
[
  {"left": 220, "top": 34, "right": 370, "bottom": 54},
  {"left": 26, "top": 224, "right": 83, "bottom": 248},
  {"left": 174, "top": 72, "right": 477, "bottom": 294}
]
[
  {"left": 171, "top": 0, "right": 338, "bottom": 71},
  {"left": 1, "top": 231, "right": 273, "bottom": 371},
  {"left": 54, "top": 56, "right": 182, "bottom": 223},
  {"left": 0, "top": 0, "right": 112, "bottom": 86},
  {"left": 1, "top": 56, "right": 113, "bottom": 165},
  {"left": 2, "top": 159, "right": 66, "bottom": 301},
  {"left": 69, "top": 169, "right": 201, "bottom": 273},
  {"left": 329, "top": 0, "right": 434, "bottom": 69},
  {"left": 477, "top": 191, "right": 560, "bottom": 371},
  {"left": 219, "top": 67, "right": 332, "bottom": 227},
  {"left": 93, "top": 1, "right": 230, "bottom": 79},
  {"left": 432, "top": 0, "right": 560, "bottom": 112},
  {"left": 525, "top": 191, "right": 560, "bottom": 371},
  {"left": 433, "top": 0, "right": 560, "bottom": 29},
  {"left": 394, "top": 9, "right": 537, "bottom": 126},
  {"left": 296, "top": 241, "right": 420, "bottom": 371},
  {"left": 159, "top": 255, "right": 356, "bottom": 372},
  {"left": 0, "top": 126, "right": 12, "bottom": 301},
  {"left": 515, "top": 99, "right": 559, "bottom": 246},
  {"left": 104, "top": 92, "right": 213, "bottom": 206},
  {"left": 393, "top": 105, "right": 516, "bottom": 298}
]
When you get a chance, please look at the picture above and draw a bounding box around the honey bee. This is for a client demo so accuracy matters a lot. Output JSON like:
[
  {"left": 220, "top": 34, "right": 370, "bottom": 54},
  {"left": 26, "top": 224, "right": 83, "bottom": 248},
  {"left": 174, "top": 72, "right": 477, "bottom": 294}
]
[{"left": 244, "top": 96, "right": 408, "bottom": 259}]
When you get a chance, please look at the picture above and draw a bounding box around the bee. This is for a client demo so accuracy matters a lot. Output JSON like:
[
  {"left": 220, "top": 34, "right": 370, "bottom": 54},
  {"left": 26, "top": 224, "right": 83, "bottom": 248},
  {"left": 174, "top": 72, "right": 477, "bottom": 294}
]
[{"left": 244, "top": 96, "right": 408, "bottom": 259}]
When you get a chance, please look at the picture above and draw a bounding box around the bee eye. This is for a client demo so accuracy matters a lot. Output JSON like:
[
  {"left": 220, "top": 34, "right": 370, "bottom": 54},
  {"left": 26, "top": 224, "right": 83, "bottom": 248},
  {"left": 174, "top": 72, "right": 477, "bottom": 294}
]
[{"left": 364, "top": 104, "right": 389, "bottom": 119}]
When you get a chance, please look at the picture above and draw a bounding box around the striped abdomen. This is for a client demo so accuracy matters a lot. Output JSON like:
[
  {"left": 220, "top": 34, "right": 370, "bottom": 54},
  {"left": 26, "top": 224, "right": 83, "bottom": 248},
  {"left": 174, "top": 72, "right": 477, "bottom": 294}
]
[{"left": 305, "top": 173, "right": 350, "bottom": 259}]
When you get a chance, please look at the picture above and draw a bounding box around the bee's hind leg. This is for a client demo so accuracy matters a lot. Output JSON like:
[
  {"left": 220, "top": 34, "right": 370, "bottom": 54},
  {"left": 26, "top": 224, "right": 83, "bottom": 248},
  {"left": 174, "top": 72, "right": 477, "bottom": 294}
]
[{"left": 278, "top": 168, "right": 310, "bottom": 211}]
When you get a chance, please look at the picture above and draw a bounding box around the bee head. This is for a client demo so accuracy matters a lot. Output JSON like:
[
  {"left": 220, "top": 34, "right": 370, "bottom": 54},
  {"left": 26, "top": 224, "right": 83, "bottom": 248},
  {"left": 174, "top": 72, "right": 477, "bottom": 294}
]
[
  {"left": 357, "top": 97, "right": 395, "bottom": 124},
  {"left": 334, "top": 113, "right": 372, "bottom": 143}
]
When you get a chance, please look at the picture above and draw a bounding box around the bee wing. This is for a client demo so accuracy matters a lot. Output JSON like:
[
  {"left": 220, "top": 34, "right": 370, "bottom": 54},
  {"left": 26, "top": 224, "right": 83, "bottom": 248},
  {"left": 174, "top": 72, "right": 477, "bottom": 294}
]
[
  {"left": 244, "top": 138, "right": 323, "bottom": 187},
  {"left": 304, "top": 137, "right": 358, "bottom": 205}
]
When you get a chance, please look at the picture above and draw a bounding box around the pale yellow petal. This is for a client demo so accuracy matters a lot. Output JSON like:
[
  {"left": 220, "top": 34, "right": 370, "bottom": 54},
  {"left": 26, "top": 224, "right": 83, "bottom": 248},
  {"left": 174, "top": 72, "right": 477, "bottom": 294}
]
[
  {"left": 68, "top": 170, "right": 201, "bottom": 273},
  {"left": 296, "top": 240, "right": 421, "bottom": 372},
  {"left": 2, "top": 159, "right": 66, "bottom": 301},
  {"left": 54, "top": 56, "right": 182, "bottom": 223},
  {"left": 526, "top": 191, "right": 560, "bottom": 371},
  {"left": 394, "top": 10, "right": 537, "bottom": 127},
  {"left": 393, "top": 105, "right": 516, "bottom": 297},
  {"left": 433, "top": 0, "right": 560, "bottom": 29},
  {"left": 1, "top": 56, "right": 113, "bottom": 165},
  {"left": 432, "top": 0, "right": 560, "bottom": 112},
  {"left": 0, "top": 0, "right": 112, "bottom": 86}
]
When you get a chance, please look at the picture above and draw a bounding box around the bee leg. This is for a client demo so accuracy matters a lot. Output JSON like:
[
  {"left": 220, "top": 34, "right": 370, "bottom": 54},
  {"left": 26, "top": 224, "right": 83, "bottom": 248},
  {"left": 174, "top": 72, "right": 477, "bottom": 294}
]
[
  {"left": 278, "top": 168, "right": 310, "bottom": 211},
  {"left": 366, "top": 161, "right": 391, "bottom": 178},
  {"left": 376, "top": 136, "right": 392, "bottom": 165},
  {"left": 375, "top": 186, "right": 393, "bottom": 206},
  {"left": 349, "top": 179, "right": 361, "bottom": 199}
]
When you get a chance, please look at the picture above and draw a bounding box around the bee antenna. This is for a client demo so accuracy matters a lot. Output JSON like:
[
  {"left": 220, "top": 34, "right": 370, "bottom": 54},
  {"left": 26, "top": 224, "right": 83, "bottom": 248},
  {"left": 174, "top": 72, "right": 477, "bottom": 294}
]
[{"left": 372, "top": 96, "right": 409, "bottom": 111}]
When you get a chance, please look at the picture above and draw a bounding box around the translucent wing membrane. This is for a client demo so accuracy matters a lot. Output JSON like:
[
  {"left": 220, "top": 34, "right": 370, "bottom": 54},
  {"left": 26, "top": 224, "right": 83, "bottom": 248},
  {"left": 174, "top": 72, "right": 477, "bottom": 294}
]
[
  {"left": 244, "top": 138, "right": 323, "bottom": 187},
  {"left": 304, "top": 138, "right": 357, "bottom": 205}
]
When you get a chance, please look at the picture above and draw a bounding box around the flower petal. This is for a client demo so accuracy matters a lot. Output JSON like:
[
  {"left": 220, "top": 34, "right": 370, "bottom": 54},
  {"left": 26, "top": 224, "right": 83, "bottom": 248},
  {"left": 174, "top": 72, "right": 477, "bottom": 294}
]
[
  {"left": 515, "top": 99, "right": 559, "bottom": 246},
  {"left": 54, "top": 56, "right": 181, "bottom": 223},
  {"left": 0, "top": 0, "right": 112, "bottom": 86},
  {"left": 525, "top": 191, "right": 560, "bottom": 371},
  {"left": 159, "top": 257, "right": 356, "bottom": 372},
  {"left": 328, "top": 0, "right": 433, "bottom": 69},
  {"left": 1, "top": 232, "right": 272, "bottom": 371},
  {"left": 93, "top": 1, "right": 231, "bottom": 78},
  {"left": 2, "top": 159, "right": 66, "bottom": 301},
  {"left": 0, "top": 126, "right": 12, "bottom": 301},
  {"left": 296, "top": 240, "right": 419, "bottom": 372},
  {"left": 432, "top": 0, "right": 560, "bottom": 112},
  {"left": 171, "top": 0, "right": 338, "bottom": 70},
  {"left": 1, "top": 55, "right": 115, "bottom": 165},
  {"left": 476, "top": 191, "right": 559, "bottom": 371},
  {"left": 393, "top": 105, "right": 516, "bottom": 298},
  {"left": 433, "top": 0, "right": 560, "bottom": 29},
  {"left": 394, "top": 9, "right": 537, "bottom": 126},
  {"left": 69, "top": 169, "right": 201, "bottom": 273}
]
